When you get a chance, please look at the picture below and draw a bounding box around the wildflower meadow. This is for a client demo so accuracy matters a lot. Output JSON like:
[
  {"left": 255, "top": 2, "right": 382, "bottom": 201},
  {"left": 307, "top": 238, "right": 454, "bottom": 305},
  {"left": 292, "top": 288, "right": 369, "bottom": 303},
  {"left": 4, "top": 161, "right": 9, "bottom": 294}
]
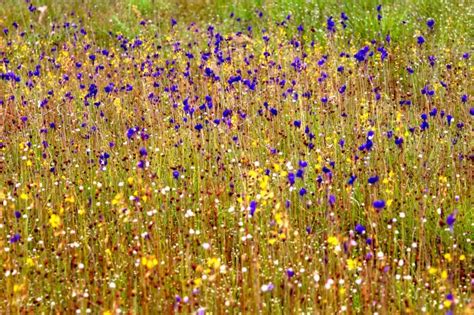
[{"left": 0, "top": 0, "right": 472, "bottom": 313}]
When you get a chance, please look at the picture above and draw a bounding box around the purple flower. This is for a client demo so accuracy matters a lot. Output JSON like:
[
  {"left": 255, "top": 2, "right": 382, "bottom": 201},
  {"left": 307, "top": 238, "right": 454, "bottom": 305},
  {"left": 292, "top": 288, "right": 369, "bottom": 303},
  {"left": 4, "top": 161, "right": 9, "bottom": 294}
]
[
  {"left": 420, "top": 120, "right": 429, "bottom": 130},
  {"left": 348, "top": 175, "right": 357, "bottom": 185},
  {"left": 291, "top": 57, "right": 304, "bottom": 72},
  {"left": 14, "top": 211, "right": 21, "bottom": 219},
  {"left": 127, "top": 127, "right": 138, "bottom": 139},
  {"left": 249, "top": 200, "right": 257, "bottom": 216},
  {"left": 339, "top": 85, "right": 347, "bottom": 94},
  {"left": 446, "top": 211, "right": 457, "bottom": 231},
  {"left": 328, "top": 195, "right": 336, "bottom": 206},
  {"left": 368, "top": 176, "right": 379, "bottom": 184},
  {"left": 139, "top": 147, "right": 147, "bottom": 157},
  {"left": 447, "top": 115, "right": 453, "bottom": 126},
  {"left": 417, "top": 36, "right": 425, "bottom": 45},
  {"left": 288, "top": 173, "right": 295, "bottom": 185},
  {"left": 10, "top": 233, "right": 20, "bottom": 243},
  {"left": 296, "top": 169, "right": 304, "bottom": 178},
  {"left": 104, "top": 83, "right": 114, "bottom": 93},
  {"left": 327, "top": 16, "right": 336, "bottom": 33},
  {"left": 428, "top": 55, "right": 436, "bottom": 66},
  {"left": 87, "top": 83, "right": 98, "bottom": 99},
  {"left": 228, "top": 75, "right": 241, "bottom": 85},
  {"left": 299, "top": 188, "right": 307, "bottom": 196},
  {"left": 354, "top": 46, "right": 370, "bottom": 62},
  {"left": 461, "top": 94, "right": 468, "bottom": 103},
  {"left": 377, "top": 46, "right": 388, "bottom": 61},
  {"left": 172, "top": 170, "right": 180, "bottom": 179},
  {"left": 355, "top": 224, "right": 366, "bottom": 235},
  {"left": 395, "top": 137, "right": 403, "bottom": 147},
  {"left": 426, "top": 18, "right": 435, "bottom": 29},
  {"left": 99, "top": 152, "right": 110, "bottom": 166},
  {"left": 286, "top": 268, "right": 295, "bottom": 278},
  {"left": 421, "top": 85, "right": 434, "bottom": 96},
  {"left": 372, "top": 199, "right": 386, "bottom": 209},
  {"left": 340, "top": 12, "right": 348, "bottom": 28}
]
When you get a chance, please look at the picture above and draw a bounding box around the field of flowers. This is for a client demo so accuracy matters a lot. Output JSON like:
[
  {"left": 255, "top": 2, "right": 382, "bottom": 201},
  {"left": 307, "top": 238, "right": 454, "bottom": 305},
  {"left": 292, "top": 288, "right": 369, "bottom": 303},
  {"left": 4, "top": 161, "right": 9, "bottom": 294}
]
[{"left": 0, "top": 0, "right": 472, "bottom": 313}]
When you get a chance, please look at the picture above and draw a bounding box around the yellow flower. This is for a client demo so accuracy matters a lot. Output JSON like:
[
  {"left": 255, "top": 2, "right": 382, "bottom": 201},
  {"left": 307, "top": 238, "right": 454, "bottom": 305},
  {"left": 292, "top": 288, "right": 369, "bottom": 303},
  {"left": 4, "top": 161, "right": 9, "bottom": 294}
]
[
  {"left": 444, "top": 253, "right": 452, "bottom": 262},
  {"left": 275, "top": 213, "right": 283, "bottom": 226},
  {"left": 207, "top": 257, "right": 221, "bottom": 270},
  {"left": 248, "top": 170, "right": 258, "bottom": 178},
  {"left": 347, "top": 259, "right": 358, "bottom": 271},
  {"left": 111, "top": 193, "right": 123, "bottom": 205},
  {"left": 193, "top": 278, "right": 202, "bottom": 287},
  {"left": 113, "top": 98, "right": 122, "bottom": 111},
  {"left": 428, "top": 267, "right": 437, "bottom": 275},
  {"left": 327, "top": 236, "right": 339, "bottom": 246},
  {"left": 396, "top": 111, "right": 403, "bottom": 122},
  {"left": 13, "top": 284, "right": 23, "bottom": 293},
  {"left": 259, "top": 176, "right": 269, "bottom": 190},
  {"left": 65, "top": 195, "right": 75, "bottom": 203},
  {"left": 26, "top": 257, "right": 35, "bottom": 267},
  {"left": 338, "top": 287, "right": 346, "bottom": 296},
  {"left": 141, "top": 255, "right": 158, "bottom": 270},
  {"left": 441, "top": 270, "right": 448, "bottom": 280},
  {"left": 49, "top": 214, "right": 61, "bottom": 228}
]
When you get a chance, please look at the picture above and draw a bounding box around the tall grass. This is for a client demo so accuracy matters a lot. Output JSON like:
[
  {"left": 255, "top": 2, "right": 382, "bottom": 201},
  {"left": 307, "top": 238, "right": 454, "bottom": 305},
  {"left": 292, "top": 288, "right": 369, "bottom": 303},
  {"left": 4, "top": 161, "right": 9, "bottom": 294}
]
[{"left": 0, "top": 0, "right": 472, "bottom": 313}]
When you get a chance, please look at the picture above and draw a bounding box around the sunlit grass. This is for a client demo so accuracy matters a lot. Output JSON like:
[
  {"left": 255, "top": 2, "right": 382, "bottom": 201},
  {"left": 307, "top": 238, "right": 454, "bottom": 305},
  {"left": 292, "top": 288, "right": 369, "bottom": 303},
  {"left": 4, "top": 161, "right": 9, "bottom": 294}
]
[{"left": 0, "top": 0, "right": 472, "bottom": 313}]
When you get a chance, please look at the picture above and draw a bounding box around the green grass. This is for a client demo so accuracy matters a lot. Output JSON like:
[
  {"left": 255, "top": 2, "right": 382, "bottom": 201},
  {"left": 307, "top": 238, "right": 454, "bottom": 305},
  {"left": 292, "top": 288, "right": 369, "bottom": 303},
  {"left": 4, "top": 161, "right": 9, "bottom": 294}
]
[{"left": 0, "top": 0, "right": 472, "bottom": 313}]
